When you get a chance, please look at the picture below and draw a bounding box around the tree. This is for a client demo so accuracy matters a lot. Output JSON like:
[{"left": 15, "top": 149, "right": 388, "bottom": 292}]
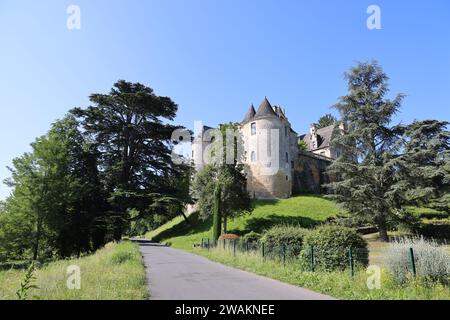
[
  {"left": 0, "top": 116, "right": 109, "bottom": 260},
  {"left": 395, "top": 120, "right": 450, "bottom": 213},
  {"left": 326, "top": 61, "right": 449, "bottom": 242},
  {"left": 317, "top": 114, "right": 337, "bottom": 129},
  {"left": 71, "top": 80, "right": 189, "bottom": 240},
  {"left": 192, "top": 123, "right": 252, "bottom": 235}
]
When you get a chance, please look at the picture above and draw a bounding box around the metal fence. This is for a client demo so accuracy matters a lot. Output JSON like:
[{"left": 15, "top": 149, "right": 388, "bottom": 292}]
[
  {"left": 200, "top": 238, "right": 371, "bottom": 276},
  {"left": 199, "top": 238, "right": 448, "bottom": 284}
]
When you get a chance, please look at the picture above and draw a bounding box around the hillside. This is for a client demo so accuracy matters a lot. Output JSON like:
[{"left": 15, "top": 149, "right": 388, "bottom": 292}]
[{"left": 145, "top": 195, "right": 341, "bottom": 249}]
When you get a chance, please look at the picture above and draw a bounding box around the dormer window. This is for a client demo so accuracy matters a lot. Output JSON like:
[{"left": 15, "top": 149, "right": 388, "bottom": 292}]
[
  {"left": 251, "top": 151, "right": 256, "bottom": 162},
  {"left": 251, "top": 122, "right": 256, "bottom": 135}
]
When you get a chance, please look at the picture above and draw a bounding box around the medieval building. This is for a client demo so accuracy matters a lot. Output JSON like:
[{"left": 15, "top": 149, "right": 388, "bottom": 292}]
[{"left": 191, "top": 97, "right": 344, "bottom": 199}]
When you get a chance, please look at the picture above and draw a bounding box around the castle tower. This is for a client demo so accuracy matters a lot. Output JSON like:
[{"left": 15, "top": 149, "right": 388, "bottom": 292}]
[{"left": 240, "top": 97, "right": 295, "bottom": 199}]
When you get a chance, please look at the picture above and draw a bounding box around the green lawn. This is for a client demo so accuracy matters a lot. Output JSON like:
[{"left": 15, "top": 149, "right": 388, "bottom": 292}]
[
  {"left": 0, "top": 241, "right": 148, "bottom": 300},
  {"left": 146, "top": 195, "right": 341, "bottom": 249}
]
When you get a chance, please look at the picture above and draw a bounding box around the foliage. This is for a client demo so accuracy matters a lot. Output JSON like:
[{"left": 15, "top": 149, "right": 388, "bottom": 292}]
[
  {"left": 297, "top": 140, "right": 307, "bottom": 151},
  {"left": 326, "top": 61, "right": 450, "bottom": 241},
  {"left": 385, "top": 237, "right": 450, "bottom": 285},
  {"left": 239, "top": 231, "right": 262, "bottom": 244},
  {"left": 218, "top": 234, "right": 240, "bottom": 241},
  {"left": 0, "top": 116, "right": 108, "bottom": 261},
  {"left": 15, "top": 261, "right": 38, "bottom": 300},
  {"left": 192, "top": 124, "right": 252, "bottom": 233},
  {"left": 71, "top": 80, "right": 190, "bottom": 240},
  {"left": 300, "top": 225, "right": 369, "bottom": 271},
  {"left": 260, "top": 225, "right": 308, "bottom": 259},
  {"left": 317, "top": 113, "right": 337, "bottom": 129}
]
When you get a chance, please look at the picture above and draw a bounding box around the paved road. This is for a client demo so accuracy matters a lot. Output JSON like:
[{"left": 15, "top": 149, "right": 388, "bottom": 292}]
[{"left": 136, "top": 240, "right": 333, "bottom": 300}]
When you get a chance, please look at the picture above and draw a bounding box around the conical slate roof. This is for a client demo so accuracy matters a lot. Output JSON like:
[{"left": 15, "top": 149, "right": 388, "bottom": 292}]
[
  {"left": 255, "top": 97, "right": 277, "bottom": 118},
  {"left": 242, "top": 104, "right": 256, "bottom": 124}
]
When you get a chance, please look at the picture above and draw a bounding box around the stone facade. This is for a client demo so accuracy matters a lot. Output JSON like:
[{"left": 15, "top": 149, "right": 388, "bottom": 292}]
[{"left": 192, "top": 97, "right": 338, "bottom": 199}]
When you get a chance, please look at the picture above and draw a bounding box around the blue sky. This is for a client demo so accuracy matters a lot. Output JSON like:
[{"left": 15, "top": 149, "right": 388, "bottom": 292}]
[{"left": 0, "top": 0, "right": 449, "bottom": 200}]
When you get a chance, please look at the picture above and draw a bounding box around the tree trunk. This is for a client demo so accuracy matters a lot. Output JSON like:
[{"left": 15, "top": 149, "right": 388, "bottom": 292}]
[
  {"left": 212, "top": 185, "right": 222, "bottom": 241},
  {"left": 223, "top": 215, "right": 227, "bottom": 234},
  {"left": 377, "top": 216, "right": 389, "bottom": 242},
  {"left": 33, "top": 215, "right": 42, "bottom": 261}
]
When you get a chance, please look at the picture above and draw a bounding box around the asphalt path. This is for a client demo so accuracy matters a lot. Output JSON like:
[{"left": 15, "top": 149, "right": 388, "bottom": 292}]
[{"left": 135, "top": 240, "right": 334, "bottom": 300}]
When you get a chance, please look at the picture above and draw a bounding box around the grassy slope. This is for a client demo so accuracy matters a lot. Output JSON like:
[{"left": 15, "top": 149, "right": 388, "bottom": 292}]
[
  {"left": 146, "top": 195, "right": 341, "bottom": 249},
  {"left": 0, "top": 241, "right": 148, "bottom": 300}
]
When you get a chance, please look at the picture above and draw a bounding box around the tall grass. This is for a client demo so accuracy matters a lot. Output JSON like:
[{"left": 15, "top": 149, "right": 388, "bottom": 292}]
[{"left": 0, "top": 241, "right": 148, "bottom": 300}]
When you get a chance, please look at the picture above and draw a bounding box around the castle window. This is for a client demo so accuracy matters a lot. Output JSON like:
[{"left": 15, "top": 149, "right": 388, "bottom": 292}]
[
  {"left": 251, "top": 122, "right": 256, "bottom": 135},
  {"left": 291, "top": 161, "right": 294, "bottom": 169},
  {"left": 285, "top": 152, "right": 289, "bottom": 163},
  {"left": 285, "top": 126, "right": 288, "bottom": 137},
  {"left": 251, "top": 151, "right": 256, "bottom": 162}
]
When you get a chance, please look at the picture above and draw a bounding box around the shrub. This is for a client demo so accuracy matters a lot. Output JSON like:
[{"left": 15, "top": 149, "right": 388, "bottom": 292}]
[
  {"left": 299, "top": 225, "right": 368, "bottom": 271},
  {"left": 259, "top": 225, "right": 308, "bottom": 259},
  {"left": 240, "top": 231, "right": 261, "bottom": 244},
  {"left": 219, "top": 234, "right": 240, "bottom": 241},
  {"left": 385, "top": 237, "right": 450, "bottom": 285},
  {"left": 418, "top": 219, "right": 450, "bottom": 241}
]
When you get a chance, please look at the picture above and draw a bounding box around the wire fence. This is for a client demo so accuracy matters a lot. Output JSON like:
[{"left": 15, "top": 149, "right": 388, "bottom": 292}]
[
  {"left": 198, "top": 238, "right": 449, "bottom": 285},
  {"left": 199, "top": 238, "right": 371, "bottom": 276}
]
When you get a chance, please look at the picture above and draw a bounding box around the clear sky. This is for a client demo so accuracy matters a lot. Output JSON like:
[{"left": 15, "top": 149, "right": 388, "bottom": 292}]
[{"left": 0, "top": 0, "right": 449, "bottom": 200}]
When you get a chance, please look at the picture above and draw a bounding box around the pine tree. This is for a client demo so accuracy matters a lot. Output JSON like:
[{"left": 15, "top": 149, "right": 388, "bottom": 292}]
[{"left": 326, "top": 61, "right": 449, "bottom": 241}]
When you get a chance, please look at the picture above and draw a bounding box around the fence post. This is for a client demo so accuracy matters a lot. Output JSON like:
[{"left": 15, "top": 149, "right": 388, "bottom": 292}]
[
  {"left": 233, "top": 240, "right": 236, "bottom": 257},
  {"left": 283, "top": 244, "right": 286, "bottom": 267},
  {"left": 409, "top": 248, "right": 417, "bottom": 277},
  {"left": 246, "top": 240, "right": 249, "bottom": 252},
  {"left": 201, "top": 238, "right": 204, "bottom": 249},
  {"left": 349, "top": 247, "right": 354, "bottom": 277},
  {"left": 207, "top": 239, "right": 210, "bottom": 251},
  {"left": 223, "top": 239, "right": 226, "bottom": 251},
  {"left": 310, "top": 245, "right": 315, "bottom": 272}
]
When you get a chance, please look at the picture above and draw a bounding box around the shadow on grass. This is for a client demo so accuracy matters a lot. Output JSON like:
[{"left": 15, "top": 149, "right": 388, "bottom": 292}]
[
  {"left": 151, "top": 212, "right": 213, "bottom": 242},
  {"left": 229, "top": 214, "right": 320, "bottom": 236}
]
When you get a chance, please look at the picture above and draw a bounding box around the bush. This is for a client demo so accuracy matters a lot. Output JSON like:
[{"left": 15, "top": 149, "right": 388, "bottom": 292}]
[
  {"left": 219, "top": 234, "right": 240, "bottom": 241},
  {"left": 240, "top": 231, "right": 261, "bottom": 244},
  {"left": 260, "top": 225, "right": 308, "bottom": 259},
  {"left": 299, "top": 225, "right": 368, "bottom": 271},
  {"left": 238, "top": 231, "right": 261, "bottom": 251},
  {"left": 385, "top": 237, "right": 450, "bottom": 285}
]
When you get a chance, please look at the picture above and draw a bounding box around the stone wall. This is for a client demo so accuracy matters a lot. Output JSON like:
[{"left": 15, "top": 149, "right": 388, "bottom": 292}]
[{"left": 292, "top": 151, "right": 331, "bottom": 194}]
